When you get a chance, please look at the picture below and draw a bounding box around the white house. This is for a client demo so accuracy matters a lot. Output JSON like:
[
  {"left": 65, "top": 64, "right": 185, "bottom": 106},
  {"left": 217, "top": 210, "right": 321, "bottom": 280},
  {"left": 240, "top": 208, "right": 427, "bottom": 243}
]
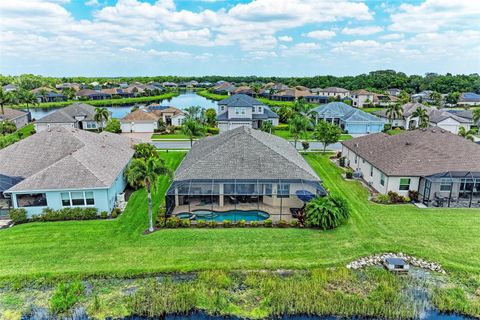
[
  {"left": 120, "top": 106, "right": 185, "bottom": 133},
  {"left": 311, "top": 87, "right": 350, "bottom": 99},
  {"left": 35, "top": 103, "right": 104, "bottom": 132},
  {"left": 350, "top": 89, "right": 375, "bottom": 108}
]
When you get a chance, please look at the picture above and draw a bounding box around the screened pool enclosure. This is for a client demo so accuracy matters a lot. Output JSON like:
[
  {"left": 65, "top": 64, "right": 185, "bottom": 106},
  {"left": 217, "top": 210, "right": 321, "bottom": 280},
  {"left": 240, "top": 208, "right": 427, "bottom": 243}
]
[
  {"left": 165, "top": 179, "right": 327, "bottom": 222},
  {"left": 420, "top": 171, "right": 480, "bottom": 208}
]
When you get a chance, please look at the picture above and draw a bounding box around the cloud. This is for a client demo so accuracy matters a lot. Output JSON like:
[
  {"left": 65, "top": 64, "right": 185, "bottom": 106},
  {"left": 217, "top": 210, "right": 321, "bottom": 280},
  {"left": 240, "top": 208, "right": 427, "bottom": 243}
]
[
  {"left": 303, "top": 30, "right": 335, "bottom": 40},
  {"left": 341, "top": 26, "right": 383, "bottom": 35},
  {"left": 85, "top": 0, "right": 99, "bottom": 7},
  {"left": 278, "top": 35, "right": 293, "bottom": 42},
  {"left": 380, "top": 33, "right": 404, "bottom": 40}
]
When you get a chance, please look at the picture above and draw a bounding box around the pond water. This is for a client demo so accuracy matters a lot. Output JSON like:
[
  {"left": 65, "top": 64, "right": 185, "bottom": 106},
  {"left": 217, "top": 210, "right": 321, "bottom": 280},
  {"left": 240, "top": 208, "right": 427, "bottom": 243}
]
[{"left": 26, "top": 91, "right": 218, "bottom": 121}]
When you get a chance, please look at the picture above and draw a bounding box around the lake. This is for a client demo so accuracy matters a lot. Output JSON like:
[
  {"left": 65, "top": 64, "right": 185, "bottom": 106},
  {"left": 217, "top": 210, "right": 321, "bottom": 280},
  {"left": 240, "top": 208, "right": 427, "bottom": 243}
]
[{"left": 26, "top": 90, "right": 219, "bottom": 120}]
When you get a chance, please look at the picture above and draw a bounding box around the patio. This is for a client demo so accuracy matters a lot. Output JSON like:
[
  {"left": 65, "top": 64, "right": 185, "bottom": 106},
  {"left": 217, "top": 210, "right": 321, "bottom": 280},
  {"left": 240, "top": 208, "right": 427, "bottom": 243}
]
[{"left": 419, "top": 171, "right": 480, "bottom": 208}]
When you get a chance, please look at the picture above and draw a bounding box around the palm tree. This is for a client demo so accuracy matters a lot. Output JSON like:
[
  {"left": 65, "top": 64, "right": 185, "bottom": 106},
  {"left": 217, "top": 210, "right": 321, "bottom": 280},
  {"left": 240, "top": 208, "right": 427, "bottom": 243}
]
[
  {"left": 252, "top": 83, "right": 261, "bottom": 98},
  {"left": 94, "top": 107, "right": 109, "bottom": 132},
  {"left": 0, "top": 87, "right": 14, "bottom": 117},
  {"left": 125, "top": 157, "right": 171, "bottom": 232},
  {"left": 18, "top": 90, "right": 38, "bottom": 112},
  {"left": 473, "top": 108, "right": 480, "bottom": 127},
  {"left": 305, "top": 194, "right": 350, "bottom": 230},
  {"left": 268, "top": 87, "right": 278, "bottom": 99},
  {"left": 411, "top": 107, "right": 429, "bottom": 129},
  {"left": 260, "top": 120, "right": 274, "bottom": 134},
  {"left": 181, "top": 117, "right": 205, "bottom": 147},
  {"left": 385, "top": 103, "right": 403, "bottom": 125},
  {"left": 39, "top": 88, "right": 49, "bottom": 103},
  {"left": 184, "top": 105, "right": 202, "bottom": 121},
  {"left": 288, "top": 114, "right": 311, "bottom": 148},
  {"left": 458, "top": 126, "right": 476, "bottom": 142}
]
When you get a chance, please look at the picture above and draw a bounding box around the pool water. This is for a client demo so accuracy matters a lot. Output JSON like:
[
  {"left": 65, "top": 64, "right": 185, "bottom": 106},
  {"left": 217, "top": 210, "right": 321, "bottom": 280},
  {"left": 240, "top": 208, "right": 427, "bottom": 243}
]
[{"left": 177, "top": 210, "right": 270, "bottom": 222}]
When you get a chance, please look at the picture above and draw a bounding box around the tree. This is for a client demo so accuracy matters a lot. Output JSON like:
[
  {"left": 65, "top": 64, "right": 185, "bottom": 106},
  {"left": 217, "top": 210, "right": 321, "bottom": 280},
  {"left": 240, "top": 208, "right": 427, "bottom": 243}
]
[
  {"left": 292, "top": 98, "right": 314, "bottom": 118},
  {"left": 39, "top": 88, "right": 49, "bottom": 103},
  {"left": 429, "top": 91, "right": 442, "bottom": 106},
  {"left": 94, "top": 107, "right": 109, "bottom": 132},
  {"left": 17, "top": 89, "right": 38, "bottom": 112},
  {"left": 398, "top": 90, "right": 410, "bottom": 104},
  {"left": 411, "top": 108, "right": 429, "bottom": 129},
  {"left": 204, "top": 108, "right": 217, "bottom": 127},
  {"left": 184, "top": 105, "right": 202, "bottom": 121},
  {"left": 125, "top": 157, "right": 171, "bottom": 232},
  {"left": 181, "top": 117, "right": 205, "bottom": 147},
  {"left": 313, "top": 120, "right": 342, "bottom": 153},
  {"left": 252, "top": 83, "right": 261, "bottom": 97},
  {"left": 276, "top": 105, "right": 294, "bottom": 123},
  {"left": 446, "top": 92, "right": 460, "bottom": 106},
  {"left": 0, "top": 88, "right": 14, "bottom": 117},
  {"left": 104, "top": 119, "right": 121, "bottom": 133},
  {"left": 458, "top": 126, "right": 476, "bottom": 142},
  {"left": 134, "top": 143, "right": 159, "bottom": 160},
  {"left": 61, "top": 87, "right": 76, "bottom": 100},
  {"left": 385, "top": 103, "right": 403, "bottom": 124},
  {"left": 260, "top": 120, "right": 274, "bottom": 134},
  {"left": 288, "top": 114, "right": 311, "bottom": 148},
  {"left": 305, "top": 194, "right": 350, "bottom": 230},
  {"left": 473, "top": 108, "right": 480, "bottom": 126}
]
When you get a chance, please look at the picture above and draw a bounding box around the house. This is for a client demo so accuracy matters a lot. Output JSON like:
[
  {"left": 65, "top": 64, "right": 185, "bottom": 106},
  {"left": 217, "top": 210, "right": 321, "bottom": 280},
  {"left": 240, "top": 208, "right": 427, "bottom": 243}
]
[
  {"left": 311, "top": 102, "right": 385, "bottom": 134},
  {"left": 386, "top": 88, "right": 402, "bottom": 97},
  {"left": 350, "top": 89, "right": 375, "bottom": 108},
  {"left": 411, "top": 90, "right": 435, "bottom": 104},
  {"left": 216, "top": 94, "right": 279, "bottom": 132},
  {"left": 35, "top": 103, "right": 105, "bottom": 132},
  {"left": 311, "top": 87, "right": 350, "bottom": 99},
  {"left": 120, "top": 106, "right": 185, "bottom": 133},
  {"left": 375, "top": 102, "right": 472, "bottom": 134},
  {"left": 162, "top": 82, "right": 178, "bottom": 88},
  {"left": 271, "top": 87, "right": 311, "bottom": 102},
  {"left": 213, "top": 82, "right": 237, "bottom": 95},
  {"left": 31, "top": 87, "right": 67, "bottom": 103},
  {"left": 0, "top": 128, "right": 135, "bottom": 217},
  {"left": 372, "top": 93, "right": 398, "bottom": 106},
  {"left": 232, "top": 86, "right": 255, "bottom": 96},
  {"left": 165, "top": 126, "right": 326, "bottom": 219},
  {"left": 76, "top": 89, "right": 112, "bottom": 100},
  {"left": 100, "top": 88, "right": 134, "bottom": 98},
  {"left": 2, "top": 84, "right": 18, "bottom": 92},
  {"left": 341, "top": 129, "right": 480, "bottom": 208},
  {"left": 304, "top": 95, "right": 329, "bottom": 104},
  {"left": 458, "top": 92, "right": 480, "bottom": 106},
  {"left": 0, "top": 108, "right": 29, "bottom": 129},
  {"left": 446, "top": 109, "right": 480, "bottom": 127}
]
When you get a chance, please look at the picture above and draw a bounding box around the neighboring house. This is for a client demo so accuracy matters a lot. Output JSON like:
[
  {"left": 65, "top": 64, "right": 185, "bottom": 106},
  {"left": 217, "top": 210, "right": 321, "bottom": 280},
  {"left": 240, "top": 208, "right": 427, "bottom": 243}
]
[
  {"left": 411, "top": 90, "right": 434, "bottom": 103},
  {"left": 311, "top": 102, "right": 385, "bottom": 134},
  {"left": 101, "top": 88, "right": 134, "bottom": 98},
  {"left": 458, "top": 92, "right": 480, "bottom": 106},
  {"left": 271, "top": 87, "right": 311, "bottom": 101},
  {"left": 304, "top": 95, "right": 329, "bottom": 104},
  {"left": 387, "top": 88, "right": 402, "bottom": 96},
  {"left": 2, "top": 84, "right": 18, "bottom": 92},
  {"left": 165, "top": 126, "right": 326, "bottom": 218},
  {"left": 213, "top": 82, "right": 237, "bottom": 95},
  {"left": 375, "top": 102, "right": 472, "bottom": 134},
  {"left": 76, "top": 89, "right": 112, "bottom": 100},
  {"left": 0, "top": 108, "right": 29, "bottom": 129},
  {"left": 216, "top": 94, "right": 279, "bottom": 132},
  {"left": 35, "top": 103, "right": 105, "bottom": 132},
  {"left": 31, "top": 87, "right": 67, "bottom": 103},
  {"left": 0, "top": 128, "right": 135, "bottom": 217},
  {"left": 350, "top": 90, "right": 375, "bottom": 108},
  {"left": 372, "top": 93, "right": 398, "bottom": 106},
  {"left": 120, "top": 106, "right": 185, "bottom": 133},
  {"left": 446, "top": 109, "right": 480, "bottom": 127},
  {"left": 311, "top": 87, "right": 350, "bottom": 99},
  {"left": 341, "top": 129, "right": 480, "bottom": 208},
  {"left": 162, "top": 82, "right": 178, "bottom": 88}
]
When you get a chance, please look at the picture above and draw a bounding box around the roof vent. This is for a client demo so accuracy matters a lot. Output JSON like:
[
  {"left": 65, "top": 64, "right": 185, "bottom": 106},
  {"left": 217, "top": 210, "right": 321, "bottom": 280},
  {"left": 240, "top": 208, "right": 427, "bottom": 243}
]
[
  {"left": 432, "top": 129, "right": 436, "bottom": 133},
  {"left": 441, "top": 129, "right": 445, "bottom": 133},
  {"left": 405, "top": 141, "right": 411, "bottom": 146},
  {"left": 354, "top": 143, "right": 359, "bottom": 148}
]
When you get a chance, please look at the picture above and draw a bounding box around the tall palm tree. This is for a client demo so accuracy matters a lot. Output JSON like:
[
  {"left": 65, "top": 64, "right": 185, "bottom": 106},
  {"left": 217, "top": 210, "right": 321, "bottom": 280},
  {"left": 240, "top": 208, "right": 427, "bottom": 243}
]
[
  {"left": 125, "top": 157, "right": 171, "bottom": 232},
  {"left": 458, "top": 126, "right": 476, "bottom": 142},
  {"left": 385, "top": 103, "right": 403, "bottom": 124},
  {"left": 18, "top": 90, "right": 38, "bottom": 112},
  {"left": 252, "top": 83, "right": 261, "bottom": 98},
  {"left": 268, "top": 87, "right": 278, "bottom": 99},
  {"left": 39, "top": 88, "right": 49, "bottom": 103},
  {"left": 473, "top": 108, "right": 480, "bottom": 127},
  {"left": 411, "top": 107, "right": 429, "bottom": 129},
  {"left": 288, "top": 114, "right": 311, "bottom": 148},
  {"left": 181, "top": 117, "right": 205, "bottom": 147},
  {"left": 94, "top": 107, "right": 110, "bottom": 132},
  {"left": 0, "top": 88, "right": 13, "bottom": 117},
  {"left": 184, "top": 105, "right": 202, "bottom": 121}
]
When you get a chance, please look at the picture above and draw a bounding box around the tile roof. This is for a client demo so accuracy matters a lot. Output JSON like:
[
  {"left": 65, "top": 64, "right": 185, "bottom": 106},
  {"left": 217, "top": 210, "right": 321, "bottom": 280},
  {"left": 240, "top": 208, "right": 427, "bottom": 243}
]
[
  {"left": 313, "top": 87, "right": 349, "bottom": 93},
  {"left": 121, "top": 107, "right": 184, "bottom": 122},
  {"left": 174, "top": 126, "right": 320, "bottom": 181},
  {"left": 0, "top": 107, "right": 28, "bottom": 121},
  {"left": 351, "top": 89, "right": 375, "bottom": 95},
  {"left": 36, "top": 103, "right": 96, "bottom": 123},
  {"left": 0, "top": 127, "right": 135, "bottom": 192},
  {"left": 341, "top": 129, "right": 480, "bottom": 176}
]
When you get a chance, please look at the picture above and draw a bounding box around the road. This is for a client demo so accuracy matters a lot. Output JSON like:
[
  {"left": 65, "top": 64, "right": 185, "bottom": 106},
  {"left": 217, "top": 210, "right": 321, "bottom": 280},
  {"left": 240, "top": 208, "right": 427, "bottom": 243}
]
[{"left": 151, "top": 140, "right": 343, "bottom": 151}]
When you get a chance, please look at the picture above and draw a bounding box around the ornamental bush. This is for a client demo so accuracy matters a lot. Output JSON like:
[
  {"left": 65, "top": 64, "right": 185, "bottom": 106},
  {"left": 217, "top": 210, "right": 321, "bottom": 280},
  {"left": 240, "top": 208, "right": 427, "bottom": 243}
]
[
  {"left": 222, "top": 220, "right": 232, "bottom": 228},
  {"left": 264, "top": 219, "right": 273, "bottom": 227},
  {"left": 277, "top": 220, "right": 288, "bottom": 228},
  {"left": 305, "top": 194, "right": 350, "bottom": 230},
  {"left": 165, "top": 217, "right": 181, "bottom": 228},
  {"left": 32, "top": 207, "right": 98, "bottom": 222},
  {"left": 196, "top": 220, "right": 207, "bottom": 228},
  {"left": 237, "top": 220, "right": 246, "bottom": 227},
  {"left": 9, "top": 208, "right": 28, "bottom": 224}
]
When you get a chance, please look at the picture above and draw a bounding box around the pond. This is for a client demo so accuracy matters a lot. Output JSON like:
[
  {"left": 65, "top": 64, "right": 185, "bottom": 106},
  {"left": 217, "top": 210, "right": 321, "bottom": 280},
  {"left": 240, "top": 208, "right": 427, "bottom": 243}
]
[{"left": 26, "top": 90, "right": 218, "bottom": 121}]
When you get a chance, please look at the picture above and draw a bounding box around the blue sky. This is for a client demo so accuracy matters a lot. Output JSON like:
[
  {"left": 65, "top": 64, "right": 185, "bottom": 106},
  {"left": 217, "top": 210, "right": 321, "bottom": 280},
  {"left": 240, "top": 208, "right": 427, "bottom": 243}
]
[{"left": 0, "top": 0, "right": 479, "bottom": 77}]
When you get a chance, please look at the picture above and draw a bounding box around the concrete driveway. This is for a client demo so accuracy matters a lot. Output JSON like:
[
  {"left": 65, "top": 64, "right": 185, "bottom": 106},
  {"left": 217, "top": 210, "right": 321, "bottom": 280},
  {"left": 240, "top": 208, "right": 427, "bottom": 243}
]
[{"left": 121, "top": 132, "right": 153, "bottom": 143}]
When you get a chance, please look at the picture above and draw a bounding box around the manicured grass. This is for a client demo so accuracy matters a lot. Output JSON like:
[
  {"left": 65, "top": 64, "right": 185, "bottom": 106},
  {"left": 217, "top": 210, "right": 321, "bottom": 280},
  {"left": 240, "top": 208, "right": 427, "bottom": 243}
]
[
  {"left": 197, "top": 90, "right": 296, "bottom": 108},
  {"left": 151, "top": 133, "right": 191, "bottom": 140},
  {"left": 387, "top": 128, "right": 405, "bottom": 135},
  {"left": 0, "top": 153, "right": 479, "bottom": 279},
  {"left": 362, "top": 107, "right": 384, "bottom": 114},
  {"left": 0, "top": 124, "right": 35, "bottom": 149},
  {"left": 273, "top": 130, "right": 352, "bottom": 141},
  {"left": 9, "top": 92, "right": 179, "bottom": 109}
]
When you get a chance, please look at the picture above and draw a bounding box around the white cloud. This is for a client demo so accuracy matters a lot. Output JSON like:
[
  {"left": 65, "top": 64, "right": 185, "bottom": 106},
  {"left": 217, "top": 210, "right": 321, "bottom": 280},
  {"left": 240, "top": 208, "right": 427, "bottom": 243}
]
[
  {"left": 341, "top": 26, "right": 383, "bottom": 35},
  {"left": 85, "top": 0, "right": 99, "bottom": 7},
  {"left": 303, "top": 30, "right": 335, "bottom": 40},
  {"left": 278, "top": 35, "right": 293, "bottom": 42},
  {"left": 380, "top": 33, "right": 404, "bottom": 40}
]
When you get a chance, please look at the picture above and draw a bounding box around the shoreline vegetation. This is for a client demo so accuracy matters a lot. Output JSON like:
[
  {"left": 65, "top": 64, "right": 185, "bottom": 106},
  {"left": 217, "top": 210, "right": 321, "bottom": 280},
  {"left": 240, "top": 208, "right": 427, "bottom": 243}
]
[{"left": 9, "top": 92, "right": 180, "bottom": 109}]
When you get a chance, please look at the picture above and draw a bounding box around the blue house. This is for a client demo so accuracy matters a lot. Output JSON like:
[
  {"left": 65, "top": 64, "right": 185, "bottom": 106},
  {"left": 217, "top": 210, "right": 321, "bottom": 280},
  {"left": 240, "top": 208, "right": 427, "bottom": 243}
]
[
  {"left": 311, "top": 102, "right": 385, "bottom": 134},
  {"left": 0, "top": 128, "right": 134, "bottom": 217}
]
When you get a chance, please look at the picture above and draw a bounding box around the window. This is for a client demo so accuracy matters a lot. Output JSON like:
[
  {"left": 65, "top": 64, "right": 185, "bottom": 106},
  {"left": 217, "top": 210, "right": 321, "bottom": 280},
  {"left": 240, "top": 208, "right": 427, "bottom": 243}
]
[
  {"left": 61, "top": 191, "right": 95, "bottom": 207},
  {"left": 354, "top": 155, "right": 358, "bottom": 164},
  {"left": 85, "top": 122, "right": 96, "bottom": 129},
  {"left": 258, "top": 106, "right": 262, "bottom": 113},
  {"left": 399, "top": 178, "right": 411, "bottom": 191},
  {"left": 235, "top": 107, "right": 246, "bottom": 116},
  {"left": 220, "top": 106, "right": 225, "bottom": 112},
  {"left": 71, "top": 192, "right": 85, "bottom": 206},
  {"left": 370, "top": 165, "right": 373, "bottom": 177},
  {"left": 264, "top": 184, "right": 272, "bottom": 196},
  {"left": 380, "top": 173, "right": 385, "bottom": 186},
  {"left": 277, "top": 184, "right": 290, "bottom": 198},
  {"left": 61, "top": 192, "right": 71, "bottom": 206},
  {"left": 85, "top": 192, "right": 95, "bottom": 205},
  {"left": 17, "top": 193, "right": 47, "bottom": 207},
  {"left": 440, "top": 178, "right": 452, "bottom": 191}
]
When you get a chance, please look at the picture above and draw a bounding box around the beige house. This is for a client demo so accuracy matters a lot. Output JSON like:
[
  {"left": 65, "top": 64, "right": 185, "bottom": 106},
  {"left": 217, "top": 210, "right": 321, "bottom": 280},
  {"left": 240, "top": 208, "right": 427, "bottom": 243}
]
[
  {"left": 351, "top": 89, "right": 375, "bottom": 108},
  {"left": 120, "top": 106, "right": 185, "bottom": 133},
  {"left": 311, "top": 87, "right": 350, "bottom": 99}
]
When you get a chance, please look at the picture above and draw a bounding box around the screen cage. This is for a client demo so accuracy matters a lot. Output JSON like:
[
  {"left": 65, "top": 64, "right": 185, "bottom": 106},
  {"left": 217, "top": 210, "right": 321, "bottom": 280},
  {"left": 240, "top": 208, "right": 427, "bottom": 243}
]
[{"left": 165, "top": 178, "right": 326, "bottom": 223}]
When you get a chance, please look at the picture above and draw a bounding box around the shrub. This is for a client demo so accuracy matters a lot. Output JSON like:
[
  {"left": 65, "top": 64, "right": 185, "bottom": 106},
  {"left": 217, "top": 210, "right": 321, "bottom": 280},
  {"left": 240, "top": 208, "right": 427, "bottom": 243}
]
[
  {"left": 237, "top": 220, "right": 246, "bottom": 228},
  {"left": 264, "top": 219, "right": 273, "bottom": 227},
  {"left": 277, "top": 219, "right": 288, "bottom": 228},
  {"left": 301, "top": 141, "right": 310, "bottom": 151},
  {"left": 111, "top": 208, "right": 121, "bottom": 219},
  {"left": 207, "top": 127, "right": 219, "bottom": 135},
  {"left": 383, "top": 123, "right": 392, "bottom": 131},
  {"left": 32, "top": 207, "right": 98, "bottom": 222},
  {"left": 196, "top": 220, "right": 206, "bottom": 228},
  {"left": 9, "top": 208, "right": 28, "bottom": 224},
  {"left": 373, "top": 194, "right": 390, "bottom": 204},
  {"left": 222, "top": 220, "right": 231, "bottom": 228},
  {"left": 404, "top": 196, "right": 411, "bottom": 203},
  {"left": 50, "top": 281, "right": 84, "bottom": 314},
  {"left": 100, "top": 211, "right": 108, "bottom": 219},
  {"left": 408, "top": 190, "right": 419, "bottom": 202},
  {"left": 249, "top": 221, "right": 258, "bottom": 227},
  {"left": 305, "top": 194, "right": 350, "bottom": 230},
  {"left": 387, "top": 191, "right": 405, "bottom": 204},
  {"left": 274, "top": 124, "right": 289, "bottom": 131},
  {"left": 155, "top": 206, "right": 167, "bottom": 226},
  {"left": 289, "top": 220, "right": 299, "bottom": 227},
  {"left": 345, "top": 169, "right": 353, "bottom": 179},
  {"left": 181, "top": 219, "right": 191, "bottom": 228},
  {"left": 165, "top": 217, "right": 181, "bottom": 228},
  {"left": 339, "top": 156, "right": 346, "bottom": 167},
  {"left": 208, "top": 221, "right": 217, "bottom": 228}
]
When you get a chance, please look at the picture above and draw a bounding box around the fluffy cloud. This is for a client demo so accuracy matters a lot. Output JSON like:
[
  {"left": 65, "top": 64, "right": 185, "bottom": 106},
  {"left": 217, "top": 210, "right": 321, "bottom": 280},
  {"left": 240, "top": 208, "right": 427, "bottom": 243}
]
[
  {"left": 303, "top": 30, "right": 335, "bottom": 40},
  {"left": 341, "top": 26, "right": 383, "bottom": 35},
  {"left": 278, "top": 36, "right": 293, "bottom": 42}
]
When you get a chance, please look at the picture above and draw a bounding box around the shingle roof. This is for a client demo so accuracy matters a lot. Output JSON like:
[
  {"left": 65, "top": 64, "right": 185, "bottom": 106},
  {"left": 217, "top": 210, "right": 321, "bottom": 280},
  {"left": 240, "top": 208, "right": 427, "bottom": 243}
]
[
  {"left": 0, "top": 107, "right": 28, "bottom": 121},
  {"left": 311, "top": 102, "right": 384, "bottom": 124},
  {"left": 460, "top": 92, "right": 480, "bottom": 102},
  {"left": 0, "top": 128, "right": 135, "bottom": 192},
  {"left": 174, "top": 126, "right": 320, "bottom": 181},
  {"left": 218, "top": 94, "right": 264, "bottom": 107},
  {"left": 313, "top": 87, "right": 349, "bottom": 93},
  {"left": 375, "top": 102, "right": 470, "bottom": 124},
  {"left": 121, "top": 107, "right": 184, "bottom": 122},
  {"left": 341, "top": 129, "right": 480, "bottom": 176},
  {"left": 36, "top": 103, "right": 96, "bottom": 123}
]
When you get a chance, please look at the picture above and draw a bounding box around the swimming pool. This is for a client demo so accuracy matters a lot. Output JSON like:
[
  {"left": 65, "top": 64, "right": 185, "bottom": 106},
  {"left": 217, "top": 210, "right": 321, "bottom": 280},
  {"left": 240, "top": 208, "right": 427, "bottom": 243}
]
[{"left": 176, "top": 210, "right": 270, "bottom": 222}]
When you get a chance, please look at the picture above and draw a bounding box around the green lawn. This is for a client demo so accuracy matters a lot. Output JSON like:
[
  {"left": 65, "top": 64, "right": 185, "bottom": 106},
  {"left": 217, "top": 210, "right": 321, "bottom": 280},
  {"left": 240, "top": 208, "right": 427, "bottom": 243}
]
[
  {"left": 273, "top": 130, "right": 353, "bottom": 141},
  {"left": 0, "top": 152, "right": 479, "bottom": 279},
  {"left": 151, "top": 133, "right": 191, "bottom": 140},
  {"left": 362, "top": 107, "right": 384, "bottom": 114}
]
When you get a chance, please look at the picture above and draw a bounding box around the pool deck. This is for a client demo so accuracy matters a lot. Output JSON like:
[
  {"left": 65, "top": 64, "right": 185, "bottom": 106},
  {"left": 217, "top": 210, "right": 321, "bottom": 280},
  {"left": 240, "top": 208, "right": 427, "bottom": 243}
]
[{"left": 172, "top": 202, "right": 296, "bottom": 222}]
